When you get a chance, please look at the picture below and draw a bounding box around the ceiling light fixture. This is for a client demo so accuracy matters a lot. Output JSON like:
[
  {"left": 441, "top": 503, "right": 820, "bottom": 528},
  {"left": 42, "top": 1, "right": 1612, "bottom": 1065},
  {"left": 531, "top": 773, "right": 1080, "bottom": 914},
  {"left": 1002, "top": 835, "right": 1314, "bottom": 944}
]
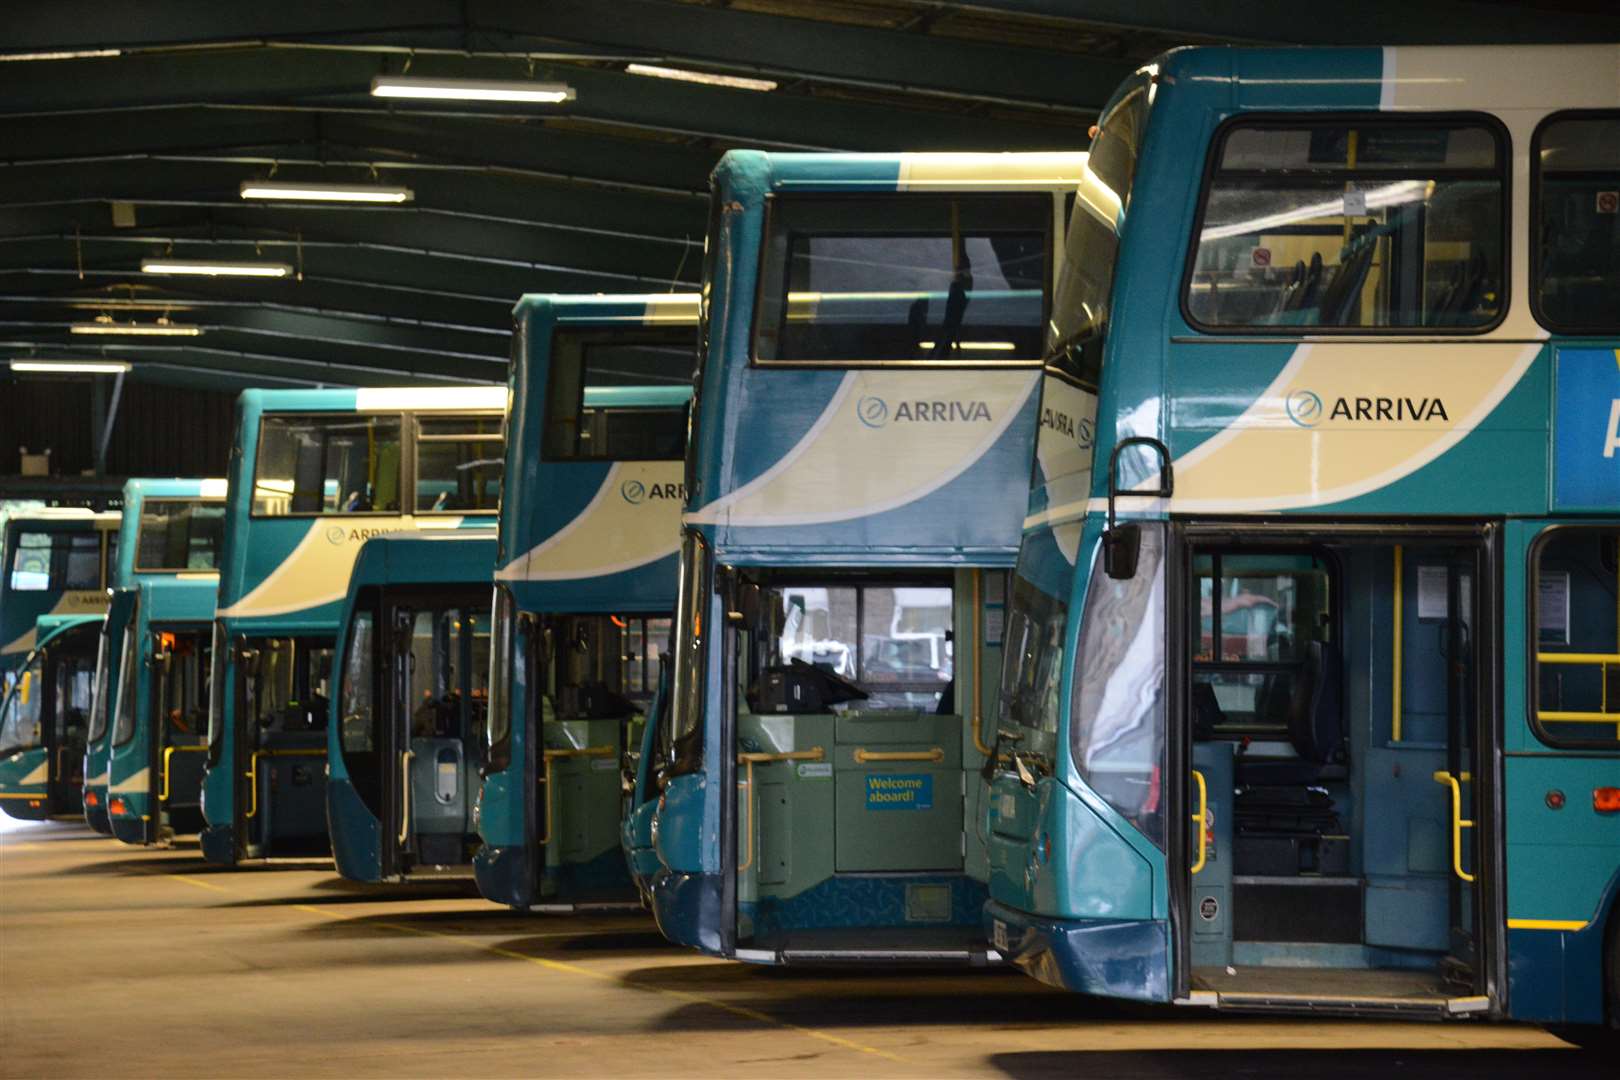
[
  {"left": 71, "top": 315, "right": 201, "bottom": 337},
  {"left": 140, "top": 258, "right": 292, "bottom": 278},
  {"left": 9, "top": 358, "right": 132, "bottom": 374},
  {"left": 239, "top": 180, "right": 414, "bottom": 204},
  {"left": 370, "top": 75, "right": 574, "bottom": 104},
  {"left": 0, "top": 48, "right": 121, "bottom": 62},
  {"left": 624, "top": 64, "right": 777, "bottom": 93}
]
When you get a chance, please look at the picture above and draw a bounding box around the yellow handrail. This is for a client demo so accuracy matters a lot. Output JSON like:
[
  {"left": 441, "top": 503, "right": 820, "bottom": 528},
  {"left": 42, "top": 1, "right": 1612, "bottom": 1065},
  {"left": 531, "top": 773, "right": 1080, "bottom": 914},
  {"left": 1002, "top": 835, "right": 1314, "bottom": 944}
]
[
  {"left": 538, "top": 745, "right": 617, "bottom": 847},
  {"left": 853, "top": 747, "right": 944, "bottom": 764},
  {"left": 1190, "top": 769, "right": 1209, "bottom": 875},
  {"left": 1534, "top": 652, "right": 1620, "bottom": 737},
  {"left": 1431, "top": 770, "right": 1475, "bottom": 883},
  {"left": 735, "top": 747, "right": 826, "bottom": 873},
  {"left": 158, "top": 745, "right": 207, "bottom": 802},
  {"left": 244, "top": 749, "right": 326, "bottom": 820},
  {"left": 971, "top": 570, "right": 995, "bottom": 758},
  {"left": 397, "top": 750, "right": 415, "bottom": 845}
]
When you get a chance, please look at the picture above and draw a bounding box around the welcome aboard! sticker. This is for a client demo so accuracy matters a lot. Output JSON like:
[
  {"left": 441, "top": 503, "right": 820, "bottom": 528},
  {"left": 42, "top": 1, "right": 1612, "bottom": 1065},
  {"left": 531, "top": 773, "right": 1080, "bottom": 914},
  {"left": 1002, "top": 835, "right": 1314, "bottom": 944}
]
[{"left": 866, "top": 774, "right": 933, "bottom": 811}]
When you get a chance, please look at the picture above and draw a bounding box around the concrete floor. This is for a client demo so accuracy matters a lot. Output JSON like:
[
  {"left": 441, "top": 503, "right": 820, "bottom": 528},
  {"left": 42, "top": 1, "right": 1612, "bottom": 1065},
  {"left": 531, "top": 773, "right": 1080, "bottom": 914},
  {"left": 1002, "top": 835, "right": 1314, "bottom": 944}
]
[{"left": 0, "top": 819, "right": 1606, "bottom": 1079}]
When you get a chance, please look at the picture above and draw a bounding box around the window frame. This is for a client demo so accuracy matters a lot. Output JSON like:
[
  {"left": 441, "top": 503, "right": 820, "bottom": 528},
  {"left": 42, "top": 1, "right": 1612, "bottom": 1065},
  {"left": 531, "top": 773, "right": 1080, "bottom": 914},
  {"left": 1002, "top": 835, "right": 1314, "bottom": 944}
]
[
  {"left": 1178, "top": 110, "right": 1513, "bottom": 338},
  {"left": 412, "top": 413, "right": 506, "bottom": 514},
  {"left": 133, "top": 498, "right": 226, "bottom": 572},
  {"left": 1528, "top": 524, "right": 1620, "bottom": 752},
  {"left": 539, "top": 327, "right": 693, "bottom": 464},
  {"left": 249, "top": 411, "right": 407, "bottom": 519},
  {"left": 1529, "top": 108, "right": 1620, "bottom": 337},
  {"left": 748, "top": 190, "right": 1056, "bottom": 370}
]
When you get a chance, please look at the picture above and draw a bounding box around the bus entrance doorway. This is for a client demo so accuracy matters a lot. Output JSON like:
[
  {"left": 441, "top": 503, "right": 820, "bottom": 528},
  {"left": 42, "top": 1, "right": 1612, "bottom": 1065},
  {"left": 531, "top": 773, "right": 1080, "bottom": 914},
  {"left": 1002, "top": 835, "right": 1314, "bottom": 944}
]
[{"left": 1176, "top": 525, "right": 1498, "bottom": 1016}]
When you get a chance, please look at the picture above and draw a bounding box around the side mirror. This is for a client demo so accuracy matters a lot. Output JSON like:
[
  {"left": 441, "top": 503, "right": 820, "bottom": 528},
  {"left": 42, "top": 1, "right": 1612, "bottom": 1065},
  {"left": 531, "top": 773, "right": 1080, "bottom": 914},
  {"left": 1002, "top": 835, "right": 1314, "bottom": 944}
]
[
  {"left": 1103, "top": 436, "right": 1174, "bottom": 581},
  {"left": 1102, "top": 523, "right": 1142, "bottom": 580}
]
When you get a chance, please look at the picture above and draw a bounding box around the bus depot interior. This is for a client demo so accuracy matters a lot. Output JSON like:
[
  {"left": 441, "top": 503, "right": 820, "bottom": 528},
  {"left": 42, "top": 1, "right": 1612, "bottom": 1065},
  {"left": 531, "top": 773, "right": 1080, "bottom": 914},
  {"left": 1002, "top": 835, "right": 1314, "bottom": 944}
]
[{"left": 721, "top": 567, "right": 1001, "bottom": 962}]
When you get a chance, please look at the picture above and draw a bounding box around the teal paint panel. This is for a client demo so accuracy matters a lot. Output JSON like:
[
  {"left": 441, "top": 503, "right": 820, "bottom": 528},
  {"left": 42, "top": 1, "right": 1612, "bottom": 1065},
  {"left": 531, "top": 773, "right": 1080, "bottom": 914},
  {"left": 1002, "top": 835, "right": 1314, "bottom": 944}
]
[{"left": 1505, "top": 754, "right": 1620, "bottom": 925}]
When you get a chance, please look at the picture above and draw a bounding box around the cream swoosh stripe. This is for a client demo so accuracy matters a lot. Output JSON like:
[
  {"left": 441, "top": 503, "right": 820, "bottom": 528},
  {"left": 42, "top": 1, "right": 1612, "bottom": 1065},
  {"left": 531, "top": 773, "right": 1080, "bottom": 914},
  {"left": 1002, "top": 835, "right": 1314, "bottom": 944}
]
[
  {"left": 687, "top": 370, "right": 1039, "bottom": 528},
  {"left": 86, "top": 770, "right": 107, "bottom": 786},
  {"left": 1025, "top": 340, "right": 1542, "bottom": 525},
  {"left": 17, "top": 760, "right": 48, "bottom": 786},
  {"left": 497, "top": 462, "right": 683, "bottom": 582},
  {"left": 1, "top": 628, "right": 33, "bottom": 656},
  {"left": 109, "top": 766, "right": 150, "bottom": 795},
  {"left": 218, "top": 516, "right": 463, "bottom": 618}
]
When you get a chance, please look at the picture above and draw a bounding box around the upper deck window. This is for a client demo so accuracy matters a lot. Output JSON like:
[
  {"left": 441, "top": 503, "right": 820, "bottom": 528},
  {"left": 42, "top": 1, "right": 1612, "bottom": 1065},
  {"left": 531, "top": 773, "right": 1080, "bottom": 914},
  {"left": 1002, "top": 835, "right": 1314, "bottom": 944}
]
[
  {"left": 1185, "top": 119, "right": 1506, "bottom": 332},
  {"left": 1534, "top": 112, "right": 1620, "bottom": 333},
  {"left": 416, "top": 416, "right": 504, "bottom": 512},
  {"left": 135, "top": 499, "right": 225, "bottom": 571},
  {"left": 753, "top": 194, "right": 1049, "bottom": 366},
  {"left": 543, "top": 331, "right": 692, "bottom": 461},
  {"left": 252, "top": 414, "right": 403, "bottom": 516},
  {"left": 7, "top": 531, "right": 101, "bottom": 592}
]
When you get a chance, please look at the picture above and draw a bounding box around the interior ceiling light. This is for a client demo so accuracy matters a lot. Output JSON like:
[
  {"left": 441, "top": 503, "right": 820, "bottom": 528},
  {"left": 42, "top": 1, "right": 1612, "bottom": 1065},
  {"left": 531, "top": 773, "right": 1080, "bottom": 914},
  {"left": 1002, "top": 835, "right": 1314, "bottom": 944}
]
[
  {"left": 239, "top": 180, "right": 414, "bottom": 204},
  {"left": 370, "top": 75, "right": 574, "bottom": 104},
  {"left": 624, "top": 64, "right": 777, "bottom": 93},
  {"left": 0, "top": 48, "right": 120, "bottom": 62},
  {"left": 71, "top": 315, "right": 201, "bottom": 337},
  {"left": 140, "top": 258, "right": 291, "bottom": 278},
  {"left": 9, "top": 358, "right": 131, "bottom": 373}
]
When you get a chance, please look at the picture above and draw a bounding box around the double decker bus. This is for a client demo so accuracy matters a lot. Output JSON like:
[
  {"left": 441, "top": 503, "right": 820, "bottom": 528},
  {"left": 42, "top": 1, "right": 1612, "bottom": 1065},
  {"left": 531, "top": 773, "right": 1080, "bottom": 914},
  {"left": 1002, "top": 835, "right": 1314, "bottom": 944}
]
[
  {"left": 1, "top": 509, "right": 118, "bottom": 819},
  {"left": 103, "top": 479, "right": 227, "bottom": 845},
  {"left": 983, "top": 45, "right": 1619, "bottom": 1041},
  {"left": 479, "top": 293, "right": 696, "bottom": 911},
  {"left": 647, "top": 152, "right": 1086, "bottom": 963},
  {"left": 201, "top": 387, "right": 504, "bottom": 865}
]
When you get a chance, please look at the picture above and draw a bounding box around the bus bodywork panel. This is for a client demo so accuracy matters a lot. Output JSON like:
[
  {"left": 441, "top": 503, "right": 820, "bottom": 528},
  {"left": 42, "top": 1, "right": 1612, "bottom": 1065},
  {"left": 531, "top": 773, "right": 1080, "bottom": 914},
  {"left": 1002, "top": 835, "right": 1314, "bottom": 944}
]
[{"left": 327, "top": 530, "right": 497, "bottom": 883}]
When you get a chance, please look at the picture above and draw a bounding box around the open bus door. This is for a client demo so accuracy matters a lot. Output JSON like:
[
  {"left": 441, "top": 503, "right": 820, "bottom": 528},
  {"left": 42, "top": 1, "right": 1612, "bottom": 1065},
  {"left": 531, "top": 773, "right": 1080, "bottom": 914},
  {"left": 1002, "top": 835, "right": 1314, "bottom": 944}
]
[{"left": 1170, "top": 524, "right": 1501, "bottom": 1017}]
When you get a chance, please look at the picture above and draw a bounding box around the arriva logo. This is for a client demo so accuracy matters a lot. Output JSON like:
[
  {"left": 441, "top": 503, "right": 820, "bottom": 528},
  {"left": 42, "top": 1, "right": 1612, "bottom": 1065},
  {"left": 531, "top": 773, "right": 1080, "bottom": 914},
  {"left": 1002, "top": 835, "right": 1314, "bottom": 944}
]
[
  {"left": 621, "top": 479, "right": 685, "bottom": 504},
  {"left": 1040, "top": 407, "right": 1095, "bottom": 450},
  {"left": 856, "top": 396, "right": 890, "bottom": 428},
  {"left": 857, "top": 395, "right": 991, "bottom": 428},
  {"left": 324, "top": 525, "right": 348, "bottom": 545},
  {"left": 1285, "top": 390, "right": 1324, "bottom": 428},
  {"left": 1287, "top": 388, "right": 1450, "bottom": 427}
]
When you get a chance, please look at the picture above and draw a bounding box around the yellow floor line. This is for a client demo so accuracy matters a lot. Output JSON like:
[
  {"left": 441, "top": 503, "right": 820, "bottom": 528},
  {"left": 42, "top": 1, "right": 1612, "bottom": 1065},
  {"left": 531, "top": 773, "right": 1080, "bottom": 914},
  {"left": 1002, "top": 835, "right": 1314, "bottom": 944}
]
[
  {"left": 287, "top": 900, "right": 906, "bottom": 1063},
  {"left": 168, "top": 873, "right": 232, "bottom": 894}
]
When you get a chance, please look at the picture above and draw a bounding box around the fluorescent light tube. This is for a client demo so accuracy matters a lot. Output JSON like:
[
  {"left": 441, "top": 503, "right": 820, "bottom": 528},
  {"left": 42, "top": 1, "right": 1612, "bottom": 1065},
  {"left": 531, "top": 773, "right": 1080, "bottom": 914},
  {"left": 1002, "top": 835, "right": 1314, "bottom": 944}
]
[
  {"left": 71, "top": 318, "right": 201, "bottom": 337},
  {"left": 0, "top": 49, "right": 120, "bottom": 62},
  {"left": 624, "top": 64, "right": 776, "bottom": 92},
  {"left": 10, "top": 359, "right": 132, "bottom": 373},
  {"left": 240, "top": 180, "right": 413, "bottom": 204},
  {"left": 370, "top": 75, "right": 574, "bottom": 104},
  {"left": 141, "top": 258, "right": 292, "bottom": 278}
]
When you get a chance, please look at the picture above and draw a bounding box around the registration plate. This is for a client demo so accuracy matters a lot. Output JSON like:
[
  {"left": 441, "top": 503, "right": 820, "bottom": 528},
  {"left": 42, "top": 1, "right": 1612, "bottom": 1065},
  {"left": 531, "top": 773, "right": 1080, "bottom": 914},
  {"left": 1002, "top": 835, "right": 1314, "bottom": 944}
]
[{"left": 992, "top": 920, "right": 1011, "bottom": 952}]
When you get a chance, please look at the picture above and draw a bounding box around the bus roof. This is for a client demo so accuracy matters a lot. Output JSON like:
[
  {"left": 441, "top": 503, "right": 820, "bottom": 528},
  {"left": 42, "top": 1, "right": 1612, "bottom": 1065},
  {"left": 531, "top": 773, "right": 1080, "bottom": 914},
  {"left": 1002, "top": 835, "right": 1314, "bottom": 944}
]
[
  {"left": 714, "top": 150, "right": 1088, "bottom": 193},
  {"left": 347, "top": 530, "right": 498, "bottom": 594},
  {"left": 238, "top": 385, "right": 505, "bottom": 416}
]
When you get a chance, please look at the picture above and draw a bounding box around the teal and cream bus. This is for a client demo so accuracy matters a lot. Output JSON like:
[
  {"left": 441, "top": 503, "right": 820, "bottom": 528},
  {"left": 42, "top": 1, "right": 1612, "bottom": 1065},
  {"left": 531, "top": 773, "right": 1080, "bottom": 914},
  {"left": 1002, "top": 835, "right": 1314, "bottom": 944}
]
[
  {"left": 201, "top": 387, "right": 504, "bottom": 864},
  {"left": 2, "top": 508, "right": 118, "bottom": 691},
  {"left": 479, "top": 292, "right": 695, "bottom": 911},
  {"left": 648, "top": 151, "right": 1086, "bottom": 963},
  {"left": 983, "top": 45, "right": 1619, "bottom": 1042},
  {"left": 104, "top": 478, "right": 227, "bottom": 846}
]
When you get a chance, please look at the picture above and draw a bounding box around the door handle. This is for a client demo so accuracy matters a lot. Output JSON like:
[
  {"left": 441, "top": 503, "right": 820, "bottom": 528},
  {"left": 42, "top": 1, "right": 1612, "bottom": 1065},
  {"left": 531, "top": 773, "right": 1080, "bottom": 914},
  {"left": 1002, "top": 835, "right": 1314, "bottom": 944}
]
[
  {"left": 1431, "top": 770, "right": 1475, "bottom": 883},
  {"left": 398, "top": 750, "right": 415, "bottom": 845},
  {"left": 1190, "top": 769, "right": 1209, "bottom": 875}
]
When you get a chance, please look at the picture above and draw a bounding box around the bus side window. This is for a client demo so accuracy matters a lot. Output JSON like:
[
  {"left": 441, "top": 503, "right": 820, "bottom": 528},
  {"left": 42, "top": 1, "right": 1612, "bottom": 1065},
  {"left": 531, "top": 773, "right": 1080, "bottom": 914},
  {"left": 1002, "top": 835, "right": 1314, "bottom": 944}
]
[
  {"left": 1532, "top": 528, "right": 1620, "bottom": 748},
  {"left": 1533, "top": 112, "right": 1620, "bottom": 333}
]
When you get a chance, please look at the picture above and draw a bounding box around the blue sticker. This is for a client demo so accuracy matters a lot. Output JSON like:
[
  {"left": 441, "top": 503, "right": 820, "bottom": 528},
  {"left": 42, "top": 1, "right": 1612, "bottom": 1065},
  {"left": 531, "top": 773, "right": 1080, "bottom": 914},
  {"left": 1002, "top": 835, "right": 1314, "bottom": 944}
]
[
  {"left": 866, "top": 773, "right": 933, "bottom": 811},
  {"left": 1553, "top": 348, "right": 1620, "bottom": 512}
]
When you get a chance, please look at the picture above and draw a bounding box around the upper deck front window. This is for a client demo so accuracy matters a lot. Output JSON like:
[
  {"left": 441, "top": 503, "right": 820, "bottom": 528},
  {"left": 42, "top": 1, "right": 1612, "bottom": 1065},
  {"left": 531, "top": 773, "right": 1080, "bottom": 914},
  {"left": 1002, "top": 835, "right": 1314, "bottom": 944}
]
[
  {"left": 7, "top": 530, "right": 101, "bottom": 592},
  {"left": 1185, "top": 118, "right": 1506, "bottom": 332},
  {"left": 135, "top": 499, "right": 225, "bottom": 571},
  {"left": 753, "top": 194, "right": 1049, "bottom": 366},
  {"left": 253, "top": 414, "right": 403, "bottom": 516},
  {"left": 542, "top": 331, "right": 692, "bottom": 461}
]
